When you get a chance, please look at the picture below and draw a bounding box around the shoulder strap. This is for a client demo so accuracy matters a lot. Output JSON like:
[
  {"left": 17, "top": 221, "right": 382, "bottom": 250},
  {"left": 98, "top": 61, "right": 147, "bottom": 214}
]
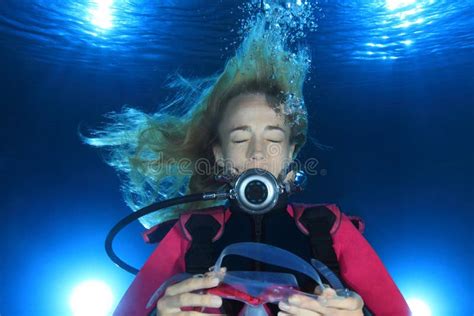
[
  {"left": 184, "top": 214, "right": 221, "bottom": 274},
  {"left": 293, "top": 204, "right": 374, "bottom": 316},
  {"left": 180, "top": 206, "right": 227, "bottom": 274},
  {"left": 142, "top": 206, "right": 227, "bottom": 274},
  {"left": 292, "top": 203, "right": 365, "bottom": 275},
  {"left": 142, "top": 219, "right": 178, "bottom": 244},
  {"left": 297, "top": 204, "right": 342, "bottom": 277}
]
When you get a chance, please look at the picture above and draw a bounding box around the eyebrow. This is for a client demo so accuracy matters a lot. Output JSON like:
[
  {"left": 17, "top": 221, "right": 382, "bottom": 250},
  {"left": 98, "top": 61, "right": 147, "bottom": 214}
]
[{"left": 229, "top": 125, "right": 286, "bottom": 134}]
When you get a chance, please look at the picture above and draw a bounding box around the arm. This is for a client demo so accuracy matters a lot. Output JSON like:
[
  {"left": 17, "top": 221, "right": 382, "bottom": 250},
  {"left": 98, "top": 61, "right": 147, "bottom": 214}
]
[
  {"left": 332, "top": 212, "right": 411, "bottom": 315},
  {"left": 114, "top": 221, "right": 188, "bottom": 315}
]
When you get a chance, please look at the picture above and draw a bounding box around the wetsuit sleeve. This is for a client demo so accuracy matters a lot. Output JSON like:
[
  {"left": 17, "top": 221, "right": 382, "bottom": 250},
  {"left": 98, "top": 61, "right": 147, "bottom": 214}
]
[
  {"left": 332, "top": 212, "right": 411, "bottom": 316},
  {"left": 113, "top": 221, "right": 189, "bottom": 316}
]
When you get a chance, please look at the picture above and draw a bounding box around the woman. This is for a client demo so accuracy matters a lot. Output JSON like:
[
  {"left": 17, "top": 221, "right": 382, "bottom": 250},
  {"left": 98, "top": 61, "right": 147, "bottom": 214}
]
[{"left": 83, "top": 15, "right": 410, "bottom": 316}]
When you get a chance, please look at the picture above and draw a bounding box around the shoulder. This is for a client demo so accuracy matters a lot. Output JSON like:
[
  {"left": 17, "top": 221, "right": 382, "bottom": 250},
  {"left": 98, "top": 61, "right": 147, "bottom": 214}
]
[
  {"left": 142, "top": 205, "right": 228, "bottom": 244},
  {"left": 290, "top": 202, "right": 365, "bottom": 235}
]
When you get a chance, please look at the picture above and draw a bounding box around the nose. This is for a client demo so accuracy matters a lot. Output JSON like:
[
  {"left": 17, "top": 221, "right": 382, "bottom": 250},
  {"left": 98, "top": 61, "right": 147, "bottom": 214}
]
[{"left": 248, "top": 137, "right": 265, "bottom": 161}]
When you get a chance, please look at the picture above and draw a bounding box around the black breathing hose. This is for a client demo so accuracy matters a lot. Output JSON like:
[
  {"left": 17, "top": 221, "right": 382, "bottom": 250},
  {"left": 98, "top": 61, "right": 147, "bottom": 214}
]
[{"left": 105, "top": 192, "right": 227, "bottom": 274}]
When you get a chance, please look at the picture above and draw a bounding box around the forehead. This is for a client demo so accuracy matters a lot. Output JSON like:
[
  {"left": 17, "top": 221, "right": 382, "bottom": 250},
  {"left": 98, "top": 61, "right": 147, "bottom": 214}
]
[{"left": 220, "top": 93, "right": 288, "bottom": 131}]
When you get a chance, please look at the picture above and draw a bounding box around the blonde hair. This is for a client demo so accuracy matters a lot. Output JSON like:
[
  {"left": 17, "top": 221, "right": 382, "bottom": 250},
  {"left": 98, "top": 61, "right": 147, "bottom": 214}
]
[{"left": 81, "top": 16, "right": 311, "bottom": 228}]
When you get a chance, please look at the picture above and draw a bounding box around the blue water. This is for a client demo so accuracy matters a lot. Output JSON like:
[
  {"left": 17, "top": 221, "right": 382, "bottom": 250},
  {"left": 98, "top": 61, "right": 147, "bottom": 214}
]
[{"left": 1, "top": 1, "right": 473, "bottom": 315}]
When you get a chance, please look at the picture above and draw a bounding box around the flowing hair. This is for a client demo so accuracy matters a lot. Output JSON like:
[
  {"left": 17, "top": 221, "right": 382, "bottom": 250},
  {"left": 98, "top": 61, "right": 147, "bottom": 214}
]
[{"left": 80, "top": 16, "right": 311, "bottom": 228}]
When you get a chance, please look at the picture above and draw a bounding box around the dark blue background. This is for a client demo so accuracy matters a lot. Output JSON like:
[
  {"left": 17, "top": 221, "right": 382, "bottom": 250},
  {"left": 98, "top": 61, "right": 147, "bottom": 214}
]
[{"left": 1, "top": 1, "right": 473, "bottom": 315}]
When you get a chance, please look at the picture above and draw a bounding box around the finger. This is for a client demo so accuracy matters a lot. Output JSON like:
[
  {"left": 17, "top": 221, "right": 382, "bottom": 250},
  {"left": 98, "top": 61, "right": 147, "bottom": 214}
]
[
  {"left": 323, "top": 292, "right": 364, "bottom": 311},
  {"left": 313, "top": 284, "right": 331, "bottom": 295},
  {"left": 164, "top": 276, "right": 220, "bottom": 296},
  {"left": 158, "top": 307, "right": 227, "bottom": 316},
  {"left": 278, "top": 301, "right": 323, "bottom": 316},
  {"left": 205, "top": 267, "right": 227, "bottom": 278},
  {"left": 207, "top": 266, "right": 227, "bottom": 273},
  {"left": 320, "top": 287, "right": 337, "bottom": 299},
  {"left": 174, "top": 312, "right": 226, "bottom": 316},
  {"left": 284, "top": 294, "right": 329, "bottom": 314},
  {"left": 277, "top": 312, "right": 292, "bottom": 316},
  {"left": 163, "top": 292, "right": 223, "bottom": 309}
]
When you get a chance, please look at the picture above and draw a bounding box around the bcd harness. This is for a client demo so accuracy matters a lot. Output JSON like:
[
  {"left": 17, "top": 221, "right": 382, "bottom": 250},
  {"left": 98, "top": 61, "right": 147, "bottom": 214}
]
[{"left": 143, "top": 203, "right": 371, "bottom": 315}]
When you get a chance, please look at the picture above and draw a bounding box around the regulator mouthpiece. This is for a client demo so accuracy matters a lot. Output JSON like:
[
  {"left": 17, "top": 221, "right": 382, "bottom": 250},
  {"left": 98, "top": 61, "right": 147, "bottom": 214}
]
[{"left": 230, "top": 168, "right": 284, "bottom": 215}]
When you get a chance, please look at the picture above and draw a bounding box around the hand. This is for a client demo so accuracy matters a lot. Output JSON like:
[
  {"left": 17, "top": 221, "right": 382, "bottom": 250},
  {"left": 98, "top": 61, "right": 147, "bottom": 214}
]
[
  {"left": 156, "top": 268, "right": 226, "bottom": 315},
  {"left": 278, "top": 286, "right": 364, "bottom": 316}
]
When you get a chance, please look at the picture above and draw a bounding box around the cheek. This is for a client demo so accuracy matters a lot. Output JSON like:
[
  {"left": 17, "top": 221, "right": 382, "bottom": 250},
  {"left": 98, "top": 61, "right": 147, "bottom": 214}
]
[
  {"left": 267, "top": 143, "right": 290, "bottom": 160},
  {"left": 267, "top": 146, "right": 290, "bottom": 168},
  {"left": 223, "top": 145, "right": 247, "bottom": 162}
]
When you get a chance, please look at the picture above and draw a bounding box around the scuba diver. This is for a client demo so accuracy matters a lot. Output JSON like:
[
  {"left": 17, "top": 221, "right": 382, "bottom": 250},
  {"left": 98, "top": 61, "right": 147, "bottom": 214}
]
[{"left": 82, "top": 14, "right": 411, "bottom": 316}]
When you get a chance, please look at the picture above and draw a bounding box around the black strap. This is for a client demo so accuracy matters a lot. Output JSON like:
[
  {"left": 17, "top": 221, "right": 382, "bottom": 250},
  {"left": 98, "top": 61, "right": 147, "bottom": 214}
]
[
  {"left": 300, "top": 206, "right": 374, "bottom": 316},
  {"left": 184, "top": 214, "right": 220, "bottom": 274},
  {"left": 299, "top": 205, "right": 341, "bottom": 277},
  {"left": 144, "top": 220, "right": 178, "bottom": 244}
]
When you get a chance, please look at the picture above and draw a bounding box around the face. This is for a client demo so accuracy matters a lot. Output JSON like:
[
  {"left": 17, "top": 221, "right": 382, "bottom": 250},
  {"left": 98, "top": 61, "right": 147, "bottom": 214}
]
[{"left": 212, "top": 93, "right": 296, "bottom": 181}]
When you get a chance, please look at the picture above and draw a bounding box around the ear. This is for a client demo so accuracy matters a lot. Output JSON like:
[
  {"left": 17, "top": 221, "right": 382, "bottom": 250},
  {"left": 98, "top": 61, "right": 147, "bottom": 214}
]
[
  {"left": 213, "top": 143, "right": 224, "bottom": 167},
  {"left": 283, "top": 143, "right": 297, "bottom": 183}
]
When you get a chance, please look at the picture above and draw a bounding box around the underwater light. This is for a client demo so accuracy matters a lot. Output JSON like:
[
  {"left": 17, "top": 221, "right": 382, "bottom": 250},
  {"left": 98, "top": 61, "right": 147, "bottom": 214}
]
[
  {"left": 407, "top": 298, "right": 432, "bottom": 316},
  {"left": 89, "top": 0, "right": 114, "bottom": 30},
  {"left": 386, "top": 0, "right": 417, "bottom": 10},
  {"left": 69, "top": 280, "right": 114, "bottom": 316}
]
